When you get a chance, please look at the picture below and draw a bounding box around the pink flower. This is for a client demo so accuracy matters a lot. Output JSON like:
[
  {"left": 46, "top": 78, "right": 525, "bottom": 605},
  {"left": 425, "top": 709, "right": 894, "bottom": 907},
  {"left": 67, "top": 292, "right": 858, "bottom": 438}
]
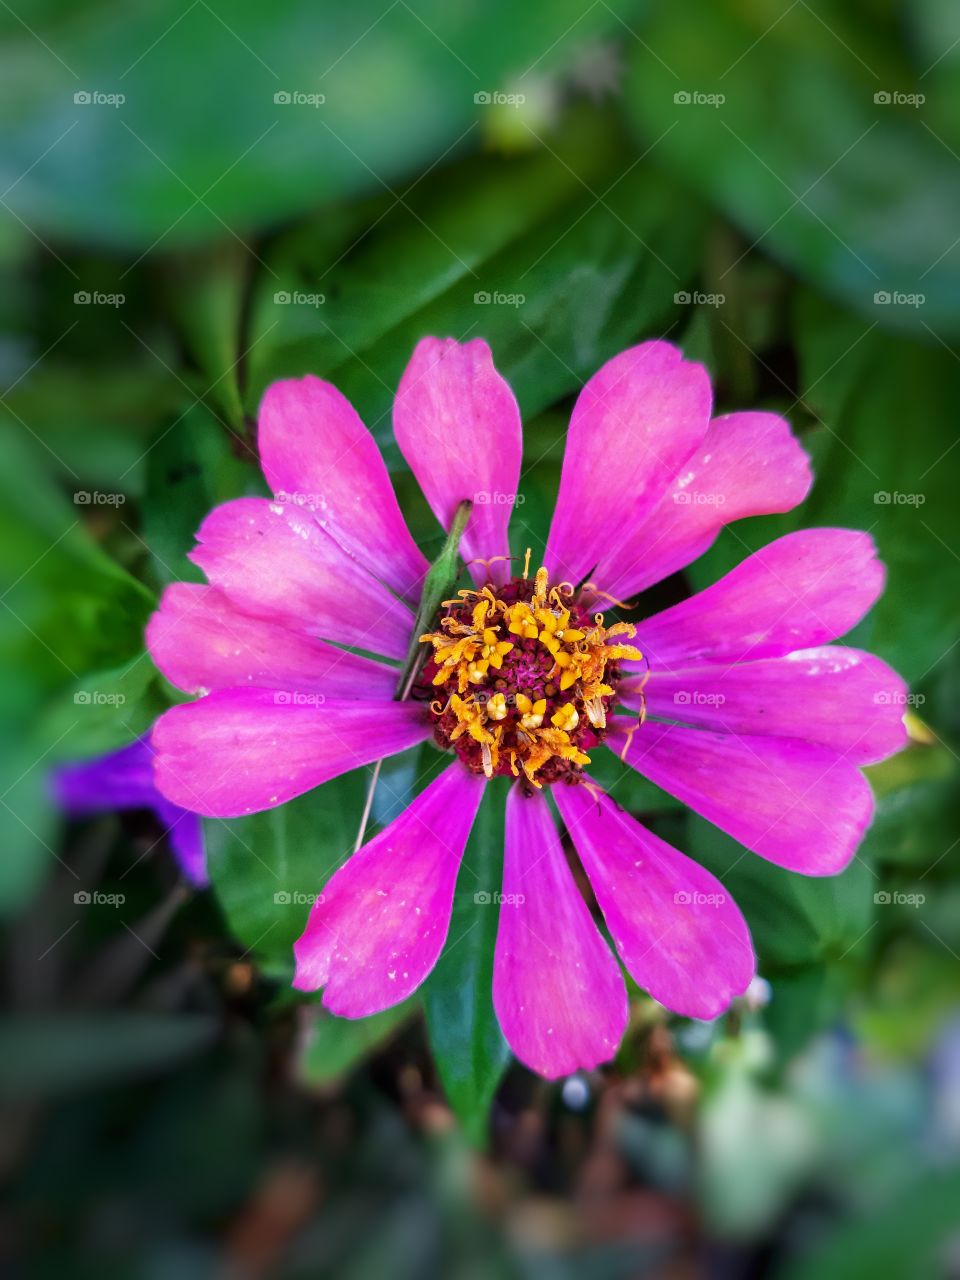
[{"left": 147, "top": 338, "right": 907, "bottom": 1078}]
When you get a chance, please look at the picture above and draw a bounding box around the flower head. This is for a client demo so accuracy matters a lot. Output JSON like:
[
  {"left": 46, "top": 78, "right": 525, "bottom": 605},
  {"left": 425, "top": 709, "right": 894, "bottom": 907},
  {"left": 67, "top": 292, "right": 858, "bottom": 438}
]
[{"left": 147, "top": 336, "right": 908, "bottom": 1078}]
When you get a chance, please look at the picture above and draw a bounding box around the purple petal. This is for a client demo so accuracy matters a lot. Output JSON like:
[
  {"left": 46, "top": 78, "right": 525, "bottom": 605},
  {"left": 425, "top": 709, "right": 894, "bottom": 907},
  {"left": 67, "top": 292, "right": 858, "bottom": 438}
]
[
  {"left": 258, "top": 375, "right": 429, "bottom": 602},
  {"left": 555, "top": 784, "right": 754, "bottom": 1019},
  {"left": 492, "top": 785, "right": 628, "bottom": 1079},
  {"left": 622, "top": 647, "right": 908, "bottom": 765},
  {"left": 152, "top": 692, "right": 431, "bottom": 818},
  {"left": 147, "top": 582, "right": 397, "bottom": 700},
  {"left": 630, "top": 529, "right": 884, "bottom": 669},
  {"left": 545, "top": 341, "right": 712, "bottom": 586},
  {"left": 609, "top": 720, "right": 874, "bottom": 875},
  {"left": 188, "top": 497, "right": 414, "bottom": 660},
  {"left": 394, "top": 337, "right": 522, "bottom": 586},
  {"left": 592, "top": 410, "right": 812, "bottom": 600},
  {"left": 293, "top": 762, "right": 484, "bottom": 1015},
  {"left": 53, "top": 738, "right": 208, "bottom": 886}
]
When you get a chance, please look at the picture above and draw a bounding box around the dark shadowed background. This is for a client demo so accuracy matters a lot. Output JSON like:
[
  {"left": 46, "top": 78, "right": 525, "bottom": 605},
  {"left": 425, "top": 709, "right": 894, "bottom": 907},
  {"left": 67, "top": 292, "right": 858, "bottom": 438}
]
[{"left": 1, "top": 1, "right": 959, "bottom": 1277}]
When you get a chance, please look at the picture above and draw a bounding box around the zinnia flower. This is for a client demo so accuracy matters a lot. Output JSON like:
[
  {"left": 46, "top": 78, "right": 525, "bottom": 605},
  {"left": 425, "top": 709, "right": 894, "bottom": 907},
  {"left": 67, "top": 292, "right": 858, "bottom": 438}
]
[
  {"left": 147, "top": 338, "right": 907, "bottom": 1077},
  {"left": 54, "top": 736, "right": 208, "bottom": 887}
]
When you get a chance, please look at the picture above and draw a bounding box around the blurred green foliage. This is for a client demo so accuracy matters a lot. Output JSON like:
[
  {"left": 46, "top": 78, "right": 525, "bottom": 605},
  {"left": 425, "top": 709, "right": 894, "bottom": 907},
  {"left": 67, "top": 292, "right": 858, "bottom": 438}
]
[{"left": 1, "top": 0, "right": 959, "bottom": 1276}]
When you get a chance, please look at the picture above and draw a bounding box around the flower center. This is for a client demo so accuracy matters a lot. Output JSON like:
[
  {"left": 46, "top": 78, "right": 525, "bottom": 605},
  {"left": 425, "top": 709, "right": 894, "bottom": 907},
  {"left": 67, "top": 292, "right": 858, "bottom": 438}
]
[{"left": 416, "top": 561, "right": 642, "bottom": 787}]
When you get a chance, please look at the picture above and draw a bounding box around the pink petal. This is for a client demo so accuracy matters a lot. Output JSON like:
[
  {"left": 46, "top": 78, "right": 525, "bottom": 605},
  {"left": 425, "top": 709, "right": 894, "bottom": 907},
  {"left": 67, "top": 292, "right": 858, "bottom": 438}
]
[
  {"left": 545, "top": 341, "right": 712, "bottom": 586},
  {"left": 631, "top": 530, "right": 884, "bottom": 669},
  {"left": 393, "top": 337, "right": 522, "bottom": 586},
  {"left": 621, "top": 647, "right": 908, "bottom": 765},
  {"left": 188, "top": 497, "right": 414, "bottom": 660},
  {"left": 608, "top": 720, "right": 874, "bottom": 875},
  {"left": 492, "top": 786, "right": 627, "bottom": 1079},
  {"left": 258, "top": 375, "right": 429, "bottom": 602},
  {"left": 555, "top": 784, "right": 754, "bottom": 1019},
  {"left": 592, "top": 411, "right": 812, "bottom": 600},
  {"left": 151, "top": 691, "right": 430, "bottom": 818},
  {"left": 293, "top": 762, "right": 484, "bottom": 1015},
  {"left": 147, "top": 583, "right": 398, "bottom": 700}
]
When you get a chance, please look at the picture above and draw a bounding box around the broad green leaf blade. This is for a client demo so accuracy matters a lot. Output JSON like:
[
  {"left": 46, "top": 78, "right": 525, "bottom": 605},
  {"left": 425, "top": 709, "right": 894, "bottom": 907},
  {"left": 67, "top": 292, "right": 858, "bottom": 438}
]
[
  {"left": 686, "top": 813, "right": 875, "bottom": 971},
  {"left": 3, "top": 0, "right": 643, "bottom": 247},
  {"left": 206, "top": 769, "right": 368, "bottom": 980},
  {"left": 423, "top": 777, "right": 511, "bottom": 1146},
  {"left": 141, "top": 403, "right": 263, "bottom": 586},
  {"left": 297, "top": 1003, "right": 415, "bottom": 1087},
  {"left": 244, "top": 106, "right": 709, "bottom": 441},
  {"left": 623, "top": 0, "right": 960, "bottom": 336},
  {"left": 0, "top": 1013, "right": 218, "bottom": 1099}
]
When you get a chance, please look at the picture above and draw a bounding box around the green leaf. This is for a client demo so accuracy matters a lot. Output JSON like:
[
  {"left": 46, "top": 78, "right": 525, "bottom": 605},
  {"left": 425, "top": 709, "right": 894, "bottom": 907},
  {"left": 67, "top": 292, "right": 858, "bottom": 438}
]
[
  {"left": 0, "top": 1013, "right": 218, "bottom": 1099},
  {"left": 297, "top": 1002, "right": 415, "bottom": 1086},
  {"left": 690, "top": 291, "right": 960, "bottom": 702},
  {"left": 783, "top": 1170, "right": 960, "bottom": 1280},
  {"left": 623, "top": 0, "right": 960, "bottom": 335},
  {"left": 687, "top": 814, "right": 875, "bottom": 970},
  {"left": 244, "top": 105, "right": 709, "bottom": 444},
  {"left": 205, "top": 769, "right": 368, "bottom": 980},
  {"left": 3, "top": 0, "right": 644, "bottom": 247},
  {"left": 141, "top": 402, "right": 262, "bottom": 586},
  {"left": 36, "top": 654, "right": 169, "bottom": 763},
  {"left": 423, "top": 777, "right": 511, "bottom": 1146}
]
